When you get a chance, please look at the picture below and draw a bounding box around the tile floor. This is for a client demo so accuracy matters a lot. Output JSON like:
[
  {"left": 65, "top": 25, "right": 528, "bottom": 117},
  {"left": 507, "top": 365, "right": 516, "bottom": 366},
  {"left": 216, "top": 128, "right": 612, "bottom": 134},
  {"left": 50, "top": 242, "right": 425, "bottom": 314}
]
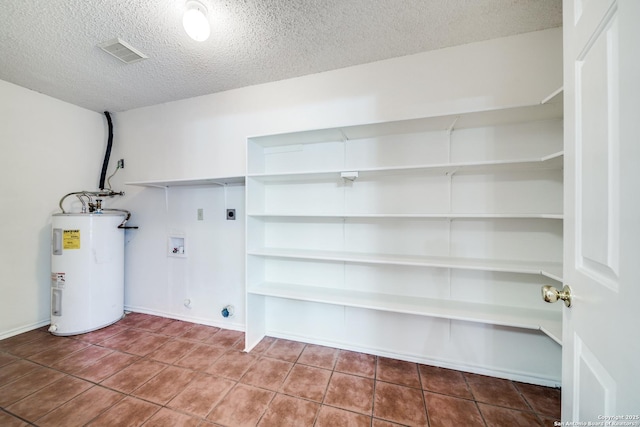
[{"left": 0, "top": 313, "right": 561, "bottom": 426}]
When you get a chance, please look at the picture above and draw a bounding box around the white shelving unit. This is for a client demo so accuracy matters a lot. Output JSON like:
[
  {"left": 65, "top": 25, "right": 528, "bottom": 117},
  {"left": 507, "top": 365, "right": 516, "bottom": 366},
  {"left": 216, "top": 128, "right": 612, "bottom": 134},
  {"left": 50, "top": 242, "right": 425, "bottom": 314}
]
[
  {"left": 126, "top": 176, "right": 245, "bottom": 210},
  {"left": 247, "top": 248, "right": 563, "bottom": 283},
  {"left": 245, "top": 95, "right": 564, "bottom": 382},
  {"left": 126, "top": 176, "right": 245, "bottom": 188},
  {"left": 248, "top": 282, "right": 562, "bottom": 345},
  {"left": 247, "top": 152, "right": 563, "bottom": 183}
]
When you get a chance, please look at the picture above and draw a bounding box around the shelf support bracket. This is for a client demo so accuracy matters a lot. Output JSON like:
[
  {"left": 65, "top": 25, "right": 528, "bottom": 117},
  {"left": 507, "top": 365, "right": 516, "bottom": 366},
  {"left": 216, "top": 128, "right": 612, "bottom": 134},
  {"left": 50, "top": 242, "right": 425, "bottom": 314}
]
[
  {"left": 340, "top": 171, "right": 359, "bottom": 182},
  {"left": 446, "top": 116, "right": 460, "bottom": 164},
  {"left": 540, "top": 87, "right": 563, "bottom": 105}
]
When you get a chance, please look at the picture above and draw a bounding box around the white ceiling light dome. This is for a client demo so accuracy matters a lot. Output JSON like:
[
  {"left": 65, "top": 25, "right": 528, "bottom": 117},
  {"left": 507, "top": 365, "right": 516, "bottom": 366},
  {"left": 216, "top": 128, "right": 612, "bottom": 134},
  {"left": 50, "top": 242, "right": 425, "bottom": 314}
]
[{"left": 183, "top": 0, "right": 210, "bottom": 42}]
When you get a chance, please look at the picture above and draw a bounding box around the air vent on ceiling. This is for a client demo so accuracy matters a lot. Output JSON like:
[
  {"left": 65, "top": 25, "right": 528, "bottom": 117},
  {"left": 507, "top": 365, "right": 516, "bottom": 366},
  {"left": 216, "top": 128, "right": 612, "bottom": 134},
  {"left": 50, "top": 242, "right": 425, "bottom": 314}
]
[{"left": 98, "top": 38, "right": 148, "bottom": 64}]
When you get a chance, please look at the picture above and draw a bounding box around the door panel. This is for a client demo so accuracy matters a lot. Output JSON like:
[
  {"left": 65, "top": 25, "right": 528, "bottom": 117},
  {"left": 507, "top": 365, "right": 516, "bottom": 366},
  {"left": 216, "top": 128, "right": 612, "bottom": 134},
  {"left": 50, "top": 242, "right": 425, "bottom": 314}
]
[
  {"left": 563, "top": 0, "right": 640, "bottom": 419},
  {"left": 574, "top": 336, "right": 616, "bottom": 420},
  {"left": 576, "top": 10, "right": 619, "bottom": 287}
]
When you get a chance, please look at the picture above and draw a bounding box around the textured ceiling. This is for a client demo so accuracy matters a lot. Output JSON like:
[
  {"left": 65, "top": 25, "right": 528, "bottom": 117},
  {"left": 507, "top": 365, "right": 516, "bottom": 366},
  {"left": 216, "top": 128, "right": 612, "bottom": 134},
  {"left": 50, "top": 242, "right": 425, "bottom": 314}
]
[{"left": 0, "top": 0, "right": 562, "bottom": 113}]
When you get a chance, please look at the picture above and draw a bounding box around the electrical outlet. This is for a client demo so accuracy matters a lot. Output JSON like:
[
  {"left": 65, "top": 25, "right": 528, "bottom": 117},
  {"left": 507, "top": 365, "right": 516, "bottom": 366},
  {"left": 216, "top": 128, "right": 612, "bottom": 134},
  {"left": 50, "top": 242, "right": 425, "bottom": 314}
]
[
  {"left": 226, "top": 209, "right": 236, "bottom": 220},
  {"left": 197, "top": 208, "right": 204, "bottom": 221},
  {"left": 117, "top": 159, "right": 125, "bottom": 168}
]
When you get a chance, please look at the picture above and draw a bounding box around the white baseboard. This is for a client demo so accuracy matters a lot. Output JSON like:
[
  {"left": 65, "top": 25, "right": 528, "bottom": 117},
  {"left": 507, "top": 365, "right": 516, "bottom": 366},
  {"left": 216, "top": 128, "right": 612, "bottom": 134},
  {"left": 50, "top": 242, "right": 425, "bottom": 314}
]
[
  {"left": 0, "top": 319, "right": 51, "bottom": 341},
  {"left": 0, "top": 307, "right": 244, "bottom": 341},
  {"left": 265, "top": 329, "right": 561, "bottom": 388},
  {"left": 124, "top": 305, "right": 245, "bottom": 332}
]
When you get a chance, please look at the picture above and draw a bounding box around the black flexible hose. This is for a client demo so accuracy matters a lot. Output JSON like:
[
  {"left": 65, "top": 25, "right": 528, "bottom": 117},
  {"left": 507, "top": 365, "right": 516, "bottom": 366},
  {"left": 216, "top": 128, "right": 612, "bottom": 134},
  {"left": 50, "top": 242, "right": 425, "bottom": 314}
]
[{"left": 99, "top": 111, "right": 113, "bottom": 190}]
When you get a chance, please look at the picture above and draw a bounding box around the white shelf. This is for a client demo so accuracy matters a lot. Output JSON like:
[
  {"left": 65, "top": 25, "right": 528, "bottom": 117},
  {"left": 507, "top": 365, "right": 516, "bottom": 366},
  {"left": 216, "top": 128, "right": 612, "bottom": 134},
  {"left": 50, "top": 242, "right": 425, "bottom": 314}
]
[
  {"left": 250, "top": 101, "right": 563, "bottom": 148},
  {"left": 126, "top": 176, "right": 245, "bottom": 188},
  {"left": 248, "top": 213, "right": 563, "bottom": 220},
  {"left": 247, "top": 152, "right": 563, "bottom": 181},
  {"left": 247, "top": 282, "right": 562, "bottom": 345},
  {"left": 247, "top": 247, "right": 563, "bottom": 281}
]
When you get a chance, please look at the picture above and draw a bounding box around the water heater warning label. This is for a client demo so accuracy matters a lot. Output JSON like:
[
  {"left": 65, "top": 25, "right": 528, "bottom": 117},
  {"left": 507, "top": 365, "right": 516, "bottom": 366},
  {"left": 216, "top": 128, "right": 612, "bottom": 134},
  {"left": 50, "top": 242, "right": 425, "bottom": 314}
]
[
  {"left": 63, "top": 229, "right": 80, "bottom": 249},
  {"left": 51, "top": 272, "right": 65, "bottom": 288}
]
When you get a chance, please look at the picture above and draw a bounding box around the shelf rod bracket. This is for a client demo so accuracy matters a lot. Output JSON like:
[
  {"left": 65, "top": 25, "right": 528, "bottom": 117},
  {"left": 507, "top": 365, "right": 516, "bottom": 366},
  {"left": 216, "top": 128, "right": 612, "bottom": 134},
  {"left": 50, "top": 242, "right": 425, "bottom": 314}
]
[
  {"left": 540, "top": 87, "right": 563, "bottom": 104},
  {"left": 446, "top": 167, "right": 460, "bottom": 177},
  {"left": 447, "top": 116, "right": 460, "bottom": 134},
  {"left": 446, "top": 116, "right": 460, "bottom": 164}
]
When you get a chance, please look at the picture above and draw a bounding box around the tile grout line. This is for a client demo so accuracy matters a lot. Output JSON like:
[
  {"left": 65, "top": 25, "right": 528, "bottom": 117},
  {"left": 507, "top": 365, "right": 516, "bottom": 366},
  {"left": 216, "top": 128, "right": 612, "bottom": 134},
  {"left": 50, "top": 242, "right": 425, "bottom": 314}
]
[
  {"left": 1, "top": 406, "right": 40, "bottom": 426},
  {"left": 6, "top": 322, "right": 203, "bottom": 425},
  {"left": 88, "top": 321, "right": 229, "bottom": 425},
  {"left": 1, "top": 315, "right": 561, "bottom": 426},
  {"left": 461, "top": 372, "right": 489, "bottom": 427}
]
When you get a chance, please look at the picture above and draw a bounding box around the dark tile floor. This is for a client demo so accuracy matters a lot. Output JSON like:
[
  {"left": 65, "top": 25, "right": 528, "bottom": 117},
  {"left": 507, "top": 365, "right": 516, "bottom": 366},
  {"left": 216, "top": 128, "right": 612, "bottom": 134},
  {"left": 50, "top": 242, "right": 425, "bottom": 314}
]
[{"left": 0, "top": 313, "right": 561, "bottom": 426}]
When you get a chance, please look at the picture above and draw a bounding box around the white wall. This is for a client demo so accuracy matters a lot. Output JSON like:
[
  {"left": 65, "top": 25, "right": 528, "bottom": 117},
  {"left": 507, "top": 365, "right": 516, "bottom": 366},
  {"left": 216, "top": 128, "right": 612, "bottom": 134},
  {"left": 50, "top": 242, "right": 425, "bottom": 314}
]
[
  {"left": 0, "top": 80, "right": 107, "bottom": 338},
  {"left": 113, "top": 28, "right": 563, "bottom": 335},
  {"left": 117, "top": 28, "right": 563, "bottom": 182},
  {"left": 120, "top": 183, "right": 246, "bottom": 330}
]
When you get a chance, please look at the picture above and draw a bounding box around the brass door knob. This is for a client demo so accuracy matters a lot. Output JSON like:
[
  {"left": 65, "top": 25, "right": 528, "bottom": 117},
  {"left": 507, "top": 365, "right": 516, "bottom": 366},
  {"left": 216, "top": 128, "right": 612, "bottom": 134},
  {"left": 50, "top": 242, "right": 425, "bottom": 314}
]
[{"left": 541, "top": 285, "right": 572, "bottom": 307}]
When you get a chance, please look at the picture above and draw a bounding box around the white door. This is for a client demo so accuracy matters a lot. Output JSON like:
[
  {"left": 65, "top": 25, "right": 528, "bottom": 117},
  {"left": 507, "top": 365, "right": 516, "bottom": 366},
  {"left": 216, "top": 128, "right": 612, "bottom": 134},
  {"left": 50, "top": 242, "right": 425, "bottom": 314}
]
[{"left": 562, "top": 0, "right": 640, "bottom": 420}]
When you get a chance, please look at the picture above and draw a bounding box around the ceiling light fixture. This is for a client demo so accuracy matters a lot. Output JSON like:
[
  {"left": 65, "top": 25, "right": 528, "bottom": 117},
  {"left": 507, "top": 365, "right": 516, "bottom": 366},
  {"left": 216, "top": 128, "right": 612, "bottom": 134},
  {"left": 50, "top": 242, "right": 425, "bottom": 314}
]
[{"left": 183, "top": 0, "right": 210, "bottom": 42}]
